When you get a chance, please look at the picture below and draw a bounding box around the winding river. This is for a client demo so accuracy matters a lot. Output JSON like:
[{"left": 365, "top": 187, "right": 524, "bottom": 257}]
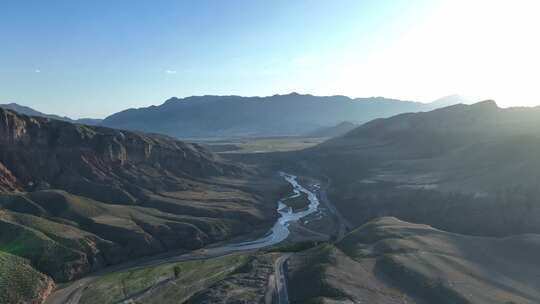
[
  {"left": 45, "top": 172, "right": 320, "bottom": 304},
  {"left": 223, "top": 172, "right": 321, "bottom": 251}
]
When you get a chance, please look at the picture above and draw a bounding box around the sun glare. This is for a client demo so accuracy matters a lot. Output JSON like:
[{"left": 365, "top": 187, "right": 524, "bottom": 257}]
[{"left": 329, "top": 0, "right": 540, "bottom": 107}]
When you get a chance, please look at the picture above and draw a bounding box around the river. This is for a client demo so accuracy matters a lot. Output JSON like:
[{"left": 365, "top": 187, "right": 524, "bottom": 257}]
[
  {"left": 45, "top": 172, "right": 319, "bottom": 304},
  {"left": 220, "top": 172, "right": 321, "bottom": 251}
]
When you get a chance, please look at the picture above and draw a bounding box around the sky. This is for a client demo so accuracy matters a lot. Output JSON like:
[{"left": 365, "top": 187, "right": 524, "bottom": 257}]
[{"left": 1, "top": 0, "right": 540, "bottom": 118}]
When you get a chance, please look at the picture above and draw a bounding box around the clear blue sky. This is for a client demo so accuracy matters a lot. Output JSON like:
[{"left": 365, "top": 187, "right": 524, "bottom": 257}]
[{"left": 2, "top": 0, "right": 538, "bottom": 118}]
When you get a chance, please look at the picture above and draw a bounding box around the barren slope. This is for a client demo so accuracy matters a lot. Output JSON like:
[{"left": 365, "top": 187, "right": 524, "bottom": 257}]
[
  {"left": 288, "top": 217, "right": 540, "bottom": 304},
  {"left": 300, "top": 101, "right": 540, "bottom": 237},
  {"left": 0, "top": 108, "right": 280, "bottom": 303}
]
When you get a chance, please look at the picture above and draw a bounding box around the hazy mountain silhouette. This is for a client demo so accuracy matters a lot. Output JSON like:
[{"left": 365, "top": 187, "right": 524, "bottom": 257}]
[
  {"left": 102, "top": 93, "right": 468, "bottom": 138},
  {"left": 0, "top": 103, "right": 102, "bottom": 125},
  {"left": 304, "top": 121, "right": 358, "bottom": 137},
  {"left": 429, "top": 94, "right": 472, "bottom": 107}
]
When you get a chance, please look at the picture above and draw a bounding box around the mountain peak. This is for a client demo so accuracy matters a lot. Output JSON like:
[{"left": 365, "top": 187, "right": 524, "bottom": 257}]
[
  {"left": 0, "top": 103, "right": 43, "bottom": 116},
  {"left": 0, "top": 103, "right": 102, "bottom": 125},
  {"left": 163, "top": 97, "right": 181, "bottom": 104},
  {"left": 430, "top": 94, "right": 471, "bottom": 106},
  {"left": 470, "top": 99, "right": 498, "bottom": 109}
]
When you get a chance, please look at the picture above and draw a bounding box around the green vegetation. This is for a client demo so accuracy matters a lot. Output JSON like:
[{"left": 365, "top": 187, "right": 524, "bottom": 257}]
[
  {"left": 173, "top": 265, "right": 181, "bottom": 278},
  {"left": 79, "top": 254, "right": 250, "bottom": 304},
  {"left": 0, "top": 213, "right": 91, "bottom": 282},
  {"left": 0, "top": 172, "right": 279, "bottom": 282},
  {"left": 0, "top": 251, "right": 53, "bottom": 304},
  {"left": 76, "top": 253, "right": 276, "bottom": 304}
]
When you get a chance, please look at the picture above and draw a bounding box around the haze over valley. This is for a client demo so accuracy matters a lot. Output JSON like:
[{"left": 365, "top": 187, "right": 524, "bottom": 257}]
[{"left": 3, "top": 93, "right": 468, "bottom": 139}]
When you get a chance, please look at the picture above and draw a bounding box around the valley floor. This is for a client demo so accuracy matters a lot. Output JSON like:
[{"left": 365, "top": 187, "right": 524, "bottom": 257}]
[{"left": 43, "top": 172, "right": 341, "bottom": 304}]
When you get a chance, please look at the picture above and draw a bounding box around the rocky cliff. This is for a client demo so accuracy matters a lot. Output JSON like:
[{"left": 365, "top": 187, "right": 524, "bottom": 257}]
[
  {"left": 0, "top": 108, "right": 240, "bottom": 201},
  {"left": 0, "top": 108, "right": 279, "bottom": 302}
]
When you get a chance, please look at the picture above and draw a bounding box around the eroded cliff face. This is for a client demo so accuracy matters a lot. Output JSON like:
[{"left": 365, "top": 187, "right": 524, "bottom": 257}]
[
  {"left": 0, "top": 108, "right": 279, "bottom": 295},
  {"left": 0, "top": 162, "right": 19, "bottom": 192},
  {"left": 0, "top": 107, "right": 241, "bottom": 203}
]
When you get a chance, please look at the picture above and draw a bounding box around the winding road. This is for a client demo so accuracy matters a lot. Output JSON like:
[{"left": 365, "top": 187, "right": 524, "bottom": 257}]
[{"left": 45, "top": 172, "right": 322, "bottom": 304}]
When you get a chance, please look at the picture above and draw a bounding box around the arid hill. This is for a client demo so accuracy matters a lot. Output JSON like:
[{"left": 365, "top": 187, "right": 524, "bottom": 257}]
[
  {"left": 0, "top": 108, "right": 280, "bottom": 302},
  {"left": 288, "top": 217, "right": 540, "bottom": 304},
  {"left": 300, "top": 101, "right": 540, "bottom": 237}
]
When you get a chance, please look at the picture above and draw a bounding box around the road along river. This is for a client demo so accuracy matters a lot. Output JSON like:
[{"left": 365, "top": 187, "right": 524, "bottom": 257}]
[{"left": 45, "top": 172, "right": 321, "bottom": 304}]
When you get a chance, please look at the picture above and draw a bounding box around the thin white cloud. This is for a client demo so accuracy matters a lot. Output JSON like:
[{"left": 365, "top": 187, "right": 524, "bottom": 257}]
[
  {"left": 35, "top": 69, "right": 41, "bottom": 73},
  {"left": 165, "top": 70, "right": 177, "bottom": 74}
]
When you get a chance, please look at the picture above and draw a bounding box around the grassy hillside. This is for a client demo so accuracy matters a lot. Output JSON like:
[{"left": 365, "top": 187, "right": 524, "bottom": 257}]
[
  {"left": 0, "top": 180, "right": 279, "bottom": 283},
  {"left": 78, "top": 253, "right": 274, "bottom": 304},
  {"left": 0, "top": 107, "right": 282, "bottom": 302},
  {"left": 288, "top": 217, "right": 540, "bottom": 304},
  {"left": 0, "top": 251, "right": 54, "bottom": 304}
]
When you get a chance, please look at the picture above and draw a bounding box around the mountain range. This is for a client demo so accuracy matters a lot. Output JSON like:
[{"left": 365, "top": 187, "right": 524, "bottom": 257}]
[
  {"left": 0, "top": 103, "right": 103, "bottom": 126},
  {"left": 102, "top": 93, "right": 470, "bottom": 138},
  {"left": 3, "top": 93, "right": 470, "bottom": 139}
]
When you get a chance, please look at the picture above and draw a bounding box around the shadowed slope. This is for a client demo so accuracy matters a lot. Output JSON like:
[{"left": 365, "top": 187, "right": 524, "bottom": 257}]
[
  {"left": 301, "top": 101, "right": 540, "bottom": 237},
  {"left": 288, "top": 217, "right": 540, "bottom": 304},
  {"left": 0, "top": 108, "right": 280, "bottom": 303}
]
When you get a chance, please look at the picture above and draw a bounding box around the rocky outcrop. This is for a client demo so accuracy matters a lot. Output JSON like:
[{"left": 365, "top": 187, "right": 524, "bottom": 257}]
[
  {"left": 35, "top": 278, "right": 55, "bottom": 304},
  {"left": 0, "top": 108, "right": 278, "bottom": 289},
  {"left": 0, "top": 107, "right": 241, "bottom": 203},
  {"left": 0, "top": 162, "right": 19, "bottom": 192}
]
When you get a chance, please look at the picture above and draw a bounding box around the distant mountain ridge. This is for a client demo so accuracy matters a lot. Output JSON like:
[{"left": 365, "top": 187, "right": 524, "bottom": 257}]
[
  {"left": 0, "top": 103, "right": 102, "bottom": 125},
  {"left": 101, "top": 93, "right": 469, "bottom": 138},
  {"left": 2, "top": 94, "right": 469, "bottom": 139}
]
